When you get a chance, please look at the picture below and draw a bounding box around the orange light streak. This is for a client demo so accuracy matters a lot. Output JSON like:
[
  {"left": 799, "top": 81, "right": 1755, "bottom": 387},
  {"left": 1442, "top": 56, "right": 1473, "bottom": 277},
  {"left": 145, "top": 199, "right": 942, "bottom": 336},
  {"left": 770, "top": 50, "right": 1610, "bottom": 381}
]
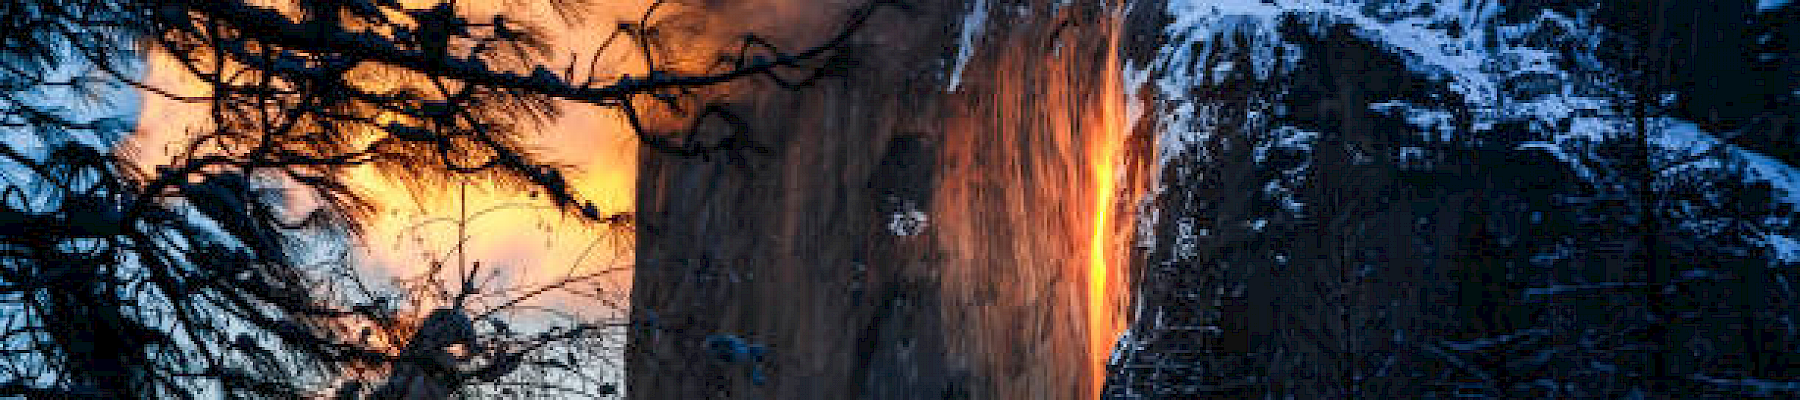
[{"left": 1086, "top": 9, "right": 1129, "bottom": 397}]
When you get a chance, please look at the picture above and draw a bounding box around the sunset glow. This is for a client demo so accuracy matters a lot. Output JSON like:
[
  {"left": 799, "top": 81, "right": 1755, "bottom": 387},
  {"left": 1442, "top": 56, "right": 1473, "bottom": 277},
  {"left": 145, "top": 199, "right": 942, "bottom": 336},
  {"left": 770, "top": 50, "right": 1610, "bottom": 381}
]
[
  {"left": 127, "top": 0, "right": 662, "bottom": 310},
  {"left": 1086, "top": 11, "right": 1130, "bottom": 396}
]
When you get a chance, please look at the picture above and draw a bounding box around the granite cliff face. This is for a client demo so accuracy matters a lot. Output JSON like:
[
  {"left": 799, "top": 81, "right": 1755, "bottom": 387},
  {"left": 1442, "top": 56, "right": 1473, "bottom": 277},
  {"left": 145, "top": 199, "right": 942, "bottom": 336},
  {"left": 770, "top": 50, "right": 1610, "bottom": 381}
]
[
  {"left": 631, "top": 2, "right": 1128, "bottom": 397},
  {"left": 629, "top": 1, "right": 1800, "bottom": 398},
  {"left": 1113, "top": 0, "right": 1800, "bottom": 397}
]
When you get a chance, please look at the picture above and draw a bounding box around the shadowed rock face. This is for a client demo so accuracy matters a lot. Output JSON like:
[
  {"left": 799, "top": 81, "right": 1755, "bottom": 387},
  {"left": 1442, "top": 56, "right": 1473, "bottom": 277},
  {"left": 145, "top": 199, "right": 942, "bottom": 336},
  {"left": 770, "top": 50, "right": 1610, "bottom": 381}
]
[
  {"left": 627, "top": 0, "right": 963, "bottom": 397},
  {"left": 629, "top": 1, "right": 1133, "bottom": 398},
  {"left": 1110, "top": 0, "right": 1800, "bottom": 398},
  {"left": 1110, "top": 19, "right": 1580, "bottom": 395}
]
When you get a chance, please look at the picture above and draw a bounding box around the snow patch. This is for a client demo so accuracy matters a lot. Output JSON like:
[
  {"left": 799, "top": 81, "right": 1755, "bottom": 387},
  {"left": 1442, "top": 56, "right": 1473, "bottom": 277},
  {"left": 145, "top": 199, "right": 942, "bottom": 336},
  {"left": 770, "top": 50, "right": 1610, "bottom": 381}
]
[
  {"left": 945, "top": 0, "right": 989, "bottom": 92},
  {"left": 1441, "top": 328, "right": 1548, "bottom": 352},
  {"left": 1654, "top": 119, "right": 1800, "bottom": 206},
  {"left": 887, "top": 202, "right": 929, "bottom": 237},
  {"left": 1173, "top": 217, "right": 1201, "bottom": 260},
  {"left": 1515, "top": 141, "right": 1596, "bottom": 182},
  {"left": 1162, "top": 0, "right": 1507, "bottom": 102},
  {"left": 1396, "top": 146, "right": 1430, "bottom": 169},
  {"left": 1522, "top": 283, "right": 1648, "bottom": 299},
  {"left": 1150, "top": 1, "right": 1297, "bottom": 165},
  {"left": 1691, "top": 374, "right": 1800, "bottom": 395},
  {"left": 1253, "top": 126, "right": 1319, "bottom": 163},
  {"left": 1766, "top": 233, "right": 1800, "bottom": 263},
  {"left": 1371, "top": 101, "right": 1457, "bottom": 141}
]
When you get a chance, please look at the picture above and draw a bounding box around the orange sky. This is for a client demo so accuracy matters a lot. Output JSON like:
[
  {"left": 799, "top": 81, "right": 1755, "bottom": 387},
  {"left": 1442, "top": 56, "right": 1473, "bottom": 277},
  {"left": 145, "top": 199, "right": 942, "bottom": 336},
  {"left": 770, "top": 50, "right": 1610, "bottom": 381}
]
[{"left": 127, "top": 0, "right": 668, "bottom": 316}]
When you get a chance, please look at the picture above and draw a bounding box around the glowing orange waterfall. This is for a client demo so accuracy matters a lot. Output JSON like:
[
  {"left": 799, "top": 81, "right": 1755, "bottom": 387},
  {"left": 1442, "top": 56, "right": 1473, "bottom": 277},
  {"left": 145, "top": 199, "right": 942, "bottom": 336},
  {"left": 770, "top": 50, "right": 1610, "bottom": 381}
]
[
  {"left": 1085, "top": 130, "right": 1122, "bottom": 397},
  {"left": 1086, "top": 9, "right": 1129, "bottom": 397}
]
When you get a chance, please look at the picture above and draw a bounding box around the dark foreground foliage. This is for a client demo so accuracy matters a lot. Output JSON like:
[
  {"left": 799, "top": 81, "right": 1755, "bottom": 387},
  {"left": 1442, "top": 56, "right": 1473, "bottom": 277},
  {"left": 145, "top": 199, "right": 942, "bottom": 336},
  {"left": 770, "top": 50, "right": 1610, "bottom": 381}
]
[{"left": 0, "top": 0, "right": 884, "bottom": 397}]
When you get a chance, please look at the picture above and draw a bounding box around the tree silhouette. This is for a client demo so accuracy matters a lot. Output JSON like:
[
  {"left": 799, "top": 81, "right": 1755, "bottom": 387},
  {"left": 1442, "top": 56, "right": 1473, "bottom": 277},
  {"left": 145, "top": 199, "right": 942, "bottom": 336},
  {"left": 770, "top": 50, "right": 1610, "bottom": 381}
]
[{"left": 0, "top": 0, "right": 885, "bottom": 397}]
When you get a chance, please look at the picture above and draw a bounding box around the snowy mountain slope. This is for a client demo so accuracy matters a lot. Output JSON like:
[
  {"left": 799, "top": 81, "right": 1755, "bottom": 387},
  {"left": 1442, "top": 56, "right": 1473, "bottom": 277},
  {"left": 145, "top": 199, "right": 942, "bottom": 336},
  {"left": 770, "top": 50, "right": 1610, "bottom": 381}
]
[
  {"left": 1111, "top": 0, "right": 1800, "bottom": 397},
  {"left": 1139, "top": 0, "right": 1800, "bottom": 265}
]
